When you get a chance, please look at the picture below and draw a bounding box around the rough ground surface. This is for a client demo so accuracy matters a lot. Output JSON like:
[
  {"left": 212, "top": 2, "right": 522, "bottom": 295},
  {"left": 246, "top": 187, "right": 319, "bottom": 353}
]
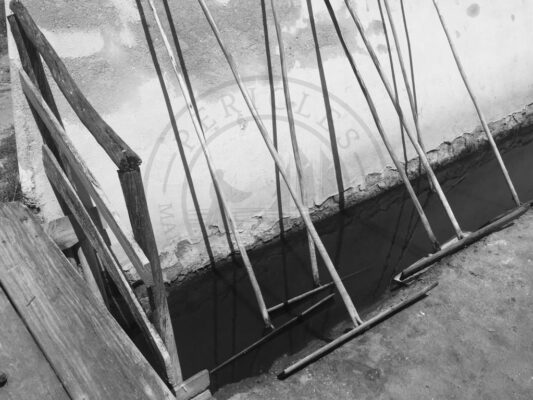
[
  {"left": 0, "top": 0, "right": 19, "bottom": 202},
  {"left": 216, "top": 209, "right": 533, "bottom": 400}
]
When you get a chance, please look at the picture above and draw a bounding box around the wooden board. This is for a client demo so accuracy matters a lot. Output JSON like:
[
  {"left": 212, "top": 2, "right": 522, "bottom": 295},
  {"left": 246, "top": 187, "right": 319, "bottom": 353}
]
[
  {"left": 0, "top": 287, "right": 70, "bottom": 400},
  {"left": 0, "top": 202, "right": 174, "bottom": 400},
  {"left": 175, "top": 370, "right": 210, "bottom": 400}
]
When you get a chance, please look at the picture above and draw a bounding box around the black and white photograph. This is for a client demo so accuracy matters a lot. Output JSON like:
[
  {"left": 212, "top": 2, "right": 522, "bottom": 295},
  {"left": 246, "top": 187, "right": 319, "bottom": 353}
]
[{"left": 0, "top": 0, "right": 531, "bottom": 399}]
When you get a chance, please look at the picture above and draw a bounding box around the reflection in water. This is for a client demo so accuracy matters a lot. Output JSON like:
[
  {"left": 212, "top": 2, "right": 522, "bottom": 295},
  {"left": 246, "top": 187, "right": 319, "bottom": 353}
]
[{"left": 153, "top": 138, "right": 533, "bottom": 391}]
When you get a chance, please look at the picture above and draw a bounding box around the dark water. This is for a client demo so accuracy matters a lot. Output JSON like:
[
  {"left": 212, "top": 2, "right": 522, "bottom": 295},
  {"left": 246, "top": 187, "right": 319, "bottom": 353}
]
[{"left": 157, "top": 136, "right": 533, "bottom": 391}]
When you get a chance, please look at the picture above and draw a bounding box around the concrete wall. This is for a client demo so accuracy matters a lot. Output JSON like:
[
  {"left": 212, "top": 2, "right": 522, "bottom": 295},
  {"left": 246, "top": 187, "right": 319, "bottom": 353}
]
[{"left": 7, "top": 0, "right": 533, "bottom": 275}]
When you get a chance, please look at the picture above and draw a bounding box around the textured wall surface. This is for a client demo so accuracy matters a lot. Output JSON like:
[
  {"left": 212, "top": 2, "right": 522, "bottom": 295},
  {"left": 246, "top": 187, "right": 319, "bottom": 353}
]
[{"left": 6, "top": 0, "right": 533, "bottom": 276}]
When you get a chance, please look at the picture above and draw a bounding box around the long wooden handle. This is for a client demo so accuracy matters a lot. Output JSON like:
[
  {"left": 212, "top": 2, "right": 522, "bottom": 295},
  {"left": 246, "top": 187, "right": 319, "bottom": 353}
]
[
  {"left": 197, "top": 0, "right": 362, "bottom": 326},
  {"left": 432, "top": 0, "right": 520, "bottom": 207}
]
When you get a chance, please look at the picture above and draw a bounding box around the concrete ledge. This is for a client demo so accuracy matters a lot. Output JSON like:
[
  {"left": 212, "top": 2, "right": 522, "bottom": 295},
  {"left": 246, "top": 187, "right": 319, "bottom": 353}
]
[{"left": 162, "top": 103, "right": 533, "bottom": 286}]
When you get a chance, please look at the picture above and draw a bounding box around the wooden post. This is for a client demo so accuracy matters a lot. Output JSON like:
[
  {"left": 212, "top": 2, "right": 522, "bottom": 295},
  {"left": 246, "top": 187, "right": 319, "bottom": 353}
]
[
  {"left": 432, "top": 0, "right": 521, "bottom": 207},
  {"left": 8, "top": 13, "right": 110, "bottom": 306},
  {"left": 119, "top": 168, "right": 183, "bottom": 386},
  {"left": 333, "top": 0, "right": 465, "bottom": 240},
  {"left": 270, "top": 0, "right": 320, "bottom": 286},
  {"left": 197, "top": 0, "right": 363, "bottom": 327}
]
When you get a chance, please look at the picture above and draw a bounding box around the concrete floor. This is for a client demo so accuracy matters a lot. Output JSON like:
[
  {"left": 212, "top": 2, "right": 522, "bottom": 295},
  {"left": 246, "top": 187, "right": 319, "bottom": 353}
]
[{"left": 216, "top": 209, "right": 533, "bottom": 400}]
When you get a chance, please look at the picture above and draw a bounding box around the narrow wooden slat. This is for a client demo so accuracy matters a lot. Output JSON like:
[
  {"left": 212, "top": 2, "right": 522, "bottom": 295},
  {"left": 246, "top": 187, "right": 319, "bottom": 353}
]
[
  {"left": 8, "top": 13, "right": 110, "bottom": 306},
  {"left": 119, "top": 168, "right": 183, "bottom": 386},
  {"left": 0, "top": 287, "right": 70, "bottom": 400},
  {"left": 42, "top": 207, "right": 103, "bottom": 250},
  {"left": 78, "top": 247, "right": 106, "bottom": 305},
  {"left": 174, "top": 370, "right": 210, "bottom": 400},
  {"left": 41, "top": 146, "right": 175, "bottom": 386},
  {"left": 0, "top": 203, "right": 175, "bottom": 399},
  {"left": 19, "top": 69, "right": 153, "bottom": 286},
  {"left": 9, "top": 0, "right": 141, "bottom": 170}
]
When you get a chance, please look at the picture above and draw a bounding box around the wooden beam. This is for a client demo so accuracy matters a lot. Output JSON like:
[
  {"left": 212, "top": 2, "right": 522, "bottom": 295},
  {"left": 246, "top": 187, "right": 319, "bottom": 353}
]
[
  {"left": 174, "top": 370, "right": 210, "bottom": 400},
  {"left": 41, "top": 145, "right": 175, "bottom": 386},
  {"left": 78, "top": 247, "right": 106, "bottom": 305},
  {"left": 19, "top": 69, "right": 153, "bottom": 286},
  {"left": 9, "top": 0, "right": 141, "bottom": 171},
  {"left": 119, "top": 168, "right": 183, "bottom": 386},
  {"left": 42, "top": 207, "right": 103, "bottom": 250},
  {"left": 0, "top": 202, "right": 174, "bottom": 399},
  {"left": 190, "top": 391, "right": 213, "bottom": 400}
]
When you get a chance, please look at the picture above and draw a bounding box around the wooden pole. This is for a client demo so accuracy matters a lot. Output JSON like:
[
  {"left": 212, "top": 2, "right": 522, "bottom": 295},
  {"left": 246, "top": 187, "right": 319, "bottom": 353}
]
[
  {"left": 395, "top": 203, "right": 530, "bottom": 284},
  {"left": 335, "top": 0, "right": 465, "bottom": 240},
  {"left": 323, "top": 0, "right": 440, "bottom": 251},
  {"left": 377, "top": 0, "right": 408, "bottom": 172},
  {"left": 143, "top": 0, "right": 273, "bottom": 329},
  {"left": 196, "top": 0, "right": 363, "bottom": 327},
  {"left": 432, "top": 0, "right": 520, "bottom": 207},
  {"left": 118, "top": 168, "right": 183, "bottom": 387},
  {"left": 383, "top": 0, "right": 426, "bottom": 151},
  {"left": 304, "top": 0, "right": 345, "bottom": 209},
  {"left": 211, "top": 293, "right": 334, "bottom": 374},
  {"left": 270, "top": 0, "right": 320, "bottom": 286},
  {"left": 278, "top": 282, "right": 438, "bottom": 378}
]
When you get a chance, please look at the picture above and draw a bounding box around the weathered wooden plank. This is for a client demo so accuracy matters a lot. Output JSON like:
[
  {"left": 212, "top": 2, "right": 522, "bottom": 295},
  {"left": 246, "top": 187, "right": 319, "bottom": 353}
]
[
  {"left": 119, "top": 168, "right": 182, "bottom": 386},
  {"left": 41, "top": 146, "right": 175, "bottom": 386},
  {"left": 0, "top": 202, "right": 174, "bottom": 399},
  {"left": 9, "top": 0, "right": 141, "bottom": 170},
  {"left": 0, "top": 287, "right": 71, "bottom": 400},
  {"left": 78, "top": 247, "right": 106, "bottom": 305},
  {"left": 190, "top": 390, "right": 213, "bottom": 400},
  {"left": 19, "top": 69, "right": 153, "bottom": 286},
  {"left": 8, "top": 13, "right": 110, "bottom": 306},
  {"left": 42, "top": 207, "right": 103, "bottom": 250},
  {"left": 174, "top": 370, "right": 210, "bottom": 400}
]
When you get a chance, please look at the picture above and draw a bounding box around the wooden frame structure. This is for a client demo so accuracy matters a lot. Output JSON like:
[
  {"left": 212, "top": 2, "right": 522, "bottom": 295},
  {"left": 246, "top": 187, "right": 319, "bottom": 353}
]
[
  {"left": 7, "top": 0, "right": 529, "bottom": 388},
  {"left": 8, "top": 1, "right": 212, "bottom": 398}
]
